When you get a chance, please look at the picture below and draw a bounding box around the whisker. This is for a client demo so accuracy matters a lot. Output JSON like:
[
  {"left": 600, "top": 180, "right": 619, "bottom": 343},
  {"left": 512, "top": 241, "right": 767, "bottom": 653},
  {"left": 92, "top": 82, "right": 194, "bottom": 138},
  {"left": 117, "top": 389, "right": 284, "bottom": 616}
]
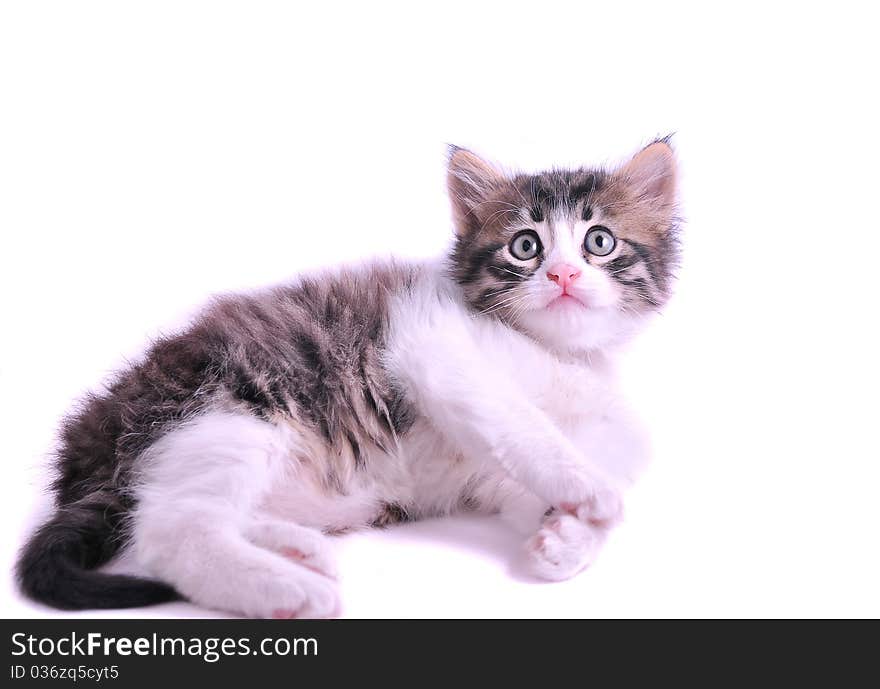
[
  {"left": 492, "top": 265, "right": 528, "bottom": 279},
  {"left": 477, "top": 207, "right": 519, "bottom": 236}
]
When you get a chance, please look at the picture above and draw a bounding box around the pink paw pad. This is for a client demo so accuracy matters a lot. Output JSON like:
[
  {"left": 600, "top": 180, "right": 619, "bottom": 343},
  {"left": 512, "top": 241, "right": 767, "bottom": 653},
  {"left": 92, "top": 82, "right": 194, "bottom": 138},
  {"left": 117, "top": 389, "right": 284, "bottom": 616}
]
[
  {"left": 561, "top": 496, "right": 622, "bottom": 527},
  {"left": 281, "top": 547, "right": 334, "bottom": 579},
  {"left": 272, "top": 609, "right": 299, "bottom": 620}
]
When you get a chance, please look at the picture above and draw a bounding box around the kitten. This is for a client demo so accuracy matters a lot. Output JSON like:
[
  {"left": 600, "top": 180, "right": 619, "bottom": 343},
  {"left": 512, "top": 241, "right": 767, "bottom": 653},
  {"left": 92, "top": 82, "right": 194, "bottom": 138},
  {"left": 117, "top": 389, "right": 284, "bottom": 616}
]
[{"left": 17, "top": 141, "right": 679, "bottom": 618}]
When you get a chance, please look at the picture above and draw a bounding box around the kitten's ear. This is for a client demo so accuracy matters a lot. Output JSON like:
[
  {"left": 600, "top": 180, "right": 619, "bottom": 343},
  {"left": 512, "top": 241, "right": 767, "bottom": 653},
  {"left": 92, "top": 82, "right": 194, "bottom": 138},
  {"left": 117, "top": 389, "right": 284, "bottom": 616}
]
[
  {"left": 447, "top": 146, "right": 505, "bottom": 236},
  {"left": 619, "top": 139, "right": 677, "bottom": 209}
]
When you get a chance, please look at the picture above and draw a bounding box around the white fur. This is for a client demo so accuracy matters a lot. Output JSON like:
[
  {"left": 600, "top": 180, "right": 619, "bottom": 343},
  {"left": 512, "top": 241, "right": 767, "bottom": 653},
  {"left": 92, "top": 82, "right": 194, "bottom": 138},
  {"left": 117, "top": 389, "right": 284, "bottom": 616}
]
[
  {"left": 130, "top": 413, "right": 340, "bottom": 617},
  {"left": 129, "top": 260, "right": 649, "bottom": 617}
]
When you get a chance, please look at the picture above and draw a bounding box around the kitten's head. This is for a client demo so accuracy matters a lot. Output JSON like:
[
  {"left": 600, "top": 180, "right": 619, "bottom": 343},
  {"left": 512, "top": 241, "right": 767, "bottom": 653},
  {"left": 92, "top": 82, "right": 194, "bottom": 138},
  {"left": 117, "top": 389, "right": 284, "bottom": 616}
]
[{"left": 447, "top": 141, "right": 679, "bottom": 351}]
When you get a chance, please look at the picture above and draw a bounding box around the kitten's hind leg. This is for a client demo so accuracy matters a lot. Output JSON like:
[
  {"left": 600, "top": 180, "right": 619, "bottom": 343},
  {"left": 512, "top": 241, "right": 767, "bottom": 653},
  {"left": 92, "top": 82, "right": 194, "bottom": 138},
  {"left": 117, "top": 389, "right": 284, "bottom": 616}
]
[
  {"left": 130, "top": 411, "right": 340, "bottom": 618},
  {"left": 245, "top": 518, "right": 338, "bottom": 580},
  {"left": 137, "top": 526, "right": 339, "bottom": 618}
]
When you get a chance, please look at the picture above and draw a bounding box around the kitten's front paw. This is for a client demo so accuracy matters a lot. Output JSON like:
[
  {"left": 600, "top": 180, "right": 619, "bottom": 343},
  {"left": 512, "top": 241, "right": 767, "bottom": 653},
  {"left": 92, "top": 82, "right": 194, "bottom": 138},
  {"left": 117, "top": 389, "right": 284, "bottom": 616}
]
[
  {"left": 524, "top": 513, "right": 604, "bottom": 582},
  {"left": 561, "top": 483, "right": 623, "bottom": 529}
]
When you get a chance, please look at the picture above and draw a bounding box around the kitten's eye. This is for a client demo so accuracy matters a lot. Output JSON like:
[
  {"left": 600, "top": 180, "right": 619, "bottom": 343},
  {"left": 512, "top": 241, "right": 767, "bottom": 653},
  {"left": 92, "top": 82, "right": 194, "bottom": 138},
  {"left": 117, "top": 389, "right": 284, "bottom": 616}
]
[
  {"left": 584, "top": 226, "right": 616, "bottom": 256},
  {"left": 509, "top": 231, "right": 542, "bottom": 260}
]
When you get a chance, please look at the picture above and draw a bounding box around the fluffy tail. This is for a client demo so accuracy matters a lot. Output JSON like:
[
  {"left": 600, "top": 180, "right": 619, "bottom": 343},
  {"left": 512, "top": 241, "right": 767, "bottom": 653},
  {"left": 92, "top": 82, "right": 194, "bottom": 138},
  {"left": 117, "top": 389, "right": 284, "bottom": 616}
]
[{"left": 17, "top": 499, "right": 178, "bottom": 610}]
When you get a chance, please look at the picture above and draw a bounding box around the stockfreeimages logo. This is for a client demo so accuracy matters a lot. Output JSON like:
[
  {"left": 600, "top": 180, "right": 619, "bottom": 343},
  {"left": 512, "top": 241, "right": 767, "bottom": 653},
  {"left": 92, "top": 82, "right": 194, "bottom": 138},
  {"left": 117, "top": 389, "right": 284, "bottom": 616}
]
[{"left": 11, "top": 632, "right": 317, "bottom": 664}]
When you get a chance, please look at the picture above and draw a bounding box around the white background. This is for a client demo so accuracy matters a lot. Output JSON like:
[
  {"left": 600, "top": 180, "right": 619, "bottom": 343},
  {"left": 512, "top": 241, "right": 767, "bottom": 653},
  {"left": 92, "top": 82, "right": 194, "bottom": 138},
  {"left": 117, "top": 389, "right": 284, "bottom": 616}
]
[{"left": 1, "top": 1, "right": 878, "bottom": 618}]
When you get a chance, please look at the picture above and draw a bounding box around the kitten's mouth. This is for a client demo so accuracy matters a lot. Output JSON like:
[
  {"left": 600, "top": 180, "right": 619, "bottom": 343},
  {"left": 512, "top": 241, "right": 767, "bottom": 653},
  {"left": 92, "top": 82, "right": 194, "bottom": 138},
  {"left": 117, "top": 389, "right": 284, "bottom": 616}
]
[{"left": 547, "top": 293, "right": 588, "bottom": 310}]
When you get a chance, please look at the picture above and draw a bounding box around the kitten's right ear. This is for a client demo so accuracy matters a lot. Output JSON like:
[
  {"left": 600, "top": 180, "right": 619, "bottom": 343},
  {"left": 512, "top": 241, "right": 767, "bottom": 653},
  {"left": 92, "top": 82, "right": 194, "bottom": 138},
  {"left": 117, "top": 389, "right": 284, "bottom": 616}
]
[
  {"left": 447, "top": 146, "right": 505, "bottom": 236},
  {"left": 619, "top": 138, "right": 677, "bottom": 210}
]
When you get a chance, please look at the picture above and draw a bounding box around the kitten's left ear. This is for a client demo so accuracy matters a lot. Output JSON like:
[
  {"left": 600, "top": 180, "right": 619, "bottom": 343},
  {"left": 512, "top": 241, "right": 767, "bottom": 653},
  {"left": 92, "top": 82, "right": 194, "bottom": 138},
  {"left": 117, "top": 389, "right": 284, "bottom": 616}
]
[
  {"left": 619, "top": 139, "right": 677, "bottom": 209},
  {"left": 447, "top": 146, "right": 506, "bottom": 236}
]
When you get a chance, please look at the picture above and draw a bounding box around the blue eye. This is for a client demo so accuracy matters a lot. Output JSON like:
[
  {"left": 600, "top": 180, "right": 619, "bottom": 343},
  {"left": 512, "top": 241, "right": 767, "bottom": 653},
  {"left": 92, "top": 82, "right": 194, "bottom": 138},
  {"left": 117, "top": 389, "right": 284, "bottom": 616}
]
[
  {"left": 584, "top": 226, "right": 615, "bottom": 256},
  {"left": 509, "top": 231, "right": 542, "bottom": 260}
]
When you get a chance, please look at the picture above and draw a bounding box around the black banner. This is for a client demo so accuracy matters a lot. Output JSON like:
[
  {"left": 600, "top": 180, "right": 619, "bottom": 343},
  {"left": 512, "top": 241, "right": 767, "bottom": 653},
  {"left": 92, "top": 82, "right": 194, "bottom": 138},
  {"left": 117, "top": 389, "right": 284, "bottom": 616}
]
[{"left": 2, "top": 619, "right": 875, "bottom": 685}]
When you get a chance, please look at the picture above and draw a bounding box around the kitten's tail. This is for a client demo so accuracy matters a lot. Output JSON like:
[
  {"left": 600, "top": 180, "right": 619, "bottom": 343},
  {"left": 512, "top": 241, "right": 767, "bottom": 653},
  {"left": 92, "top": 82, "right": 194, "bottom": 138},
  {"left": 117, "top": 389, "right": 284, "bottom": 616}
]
[{"left": 16, "top": 498, "right": 179, "bottom": 610}]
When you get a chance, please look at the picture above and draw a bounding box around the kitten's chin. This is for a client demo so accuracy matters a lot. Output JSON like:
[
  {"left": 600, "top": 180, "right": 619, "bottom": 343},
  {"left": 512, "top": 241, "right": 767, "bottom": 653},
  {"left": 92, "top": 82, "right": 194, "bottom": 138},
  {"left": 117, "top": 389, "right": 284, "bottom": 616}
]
[{"left": 516, "top": 305, "right": 642, "bottom": 353}]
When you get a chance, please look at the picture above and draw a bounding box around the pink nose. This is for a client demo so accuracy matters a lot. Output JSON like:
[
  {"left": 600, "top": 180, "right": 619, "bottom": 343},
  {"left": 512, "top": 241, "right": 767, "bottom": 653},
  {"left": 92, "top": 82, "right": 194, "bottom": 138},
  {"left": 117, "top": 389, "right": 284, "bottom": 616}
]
[{"left": 546, "top": 263, "right": 581, "bottom": 291}]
